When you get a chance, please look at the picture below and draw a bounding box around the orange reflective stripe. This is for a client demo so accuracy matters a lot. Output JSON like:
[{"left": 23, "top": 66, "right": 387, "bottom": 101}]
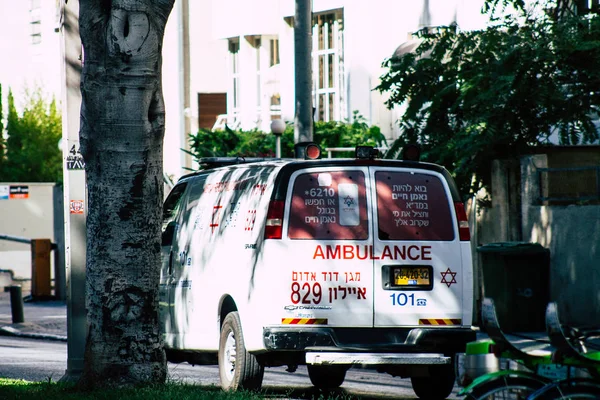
[
  {"left": 281, "top": 318, "right": 328, "bottom": 325},
  {"left": 418, "top": 318, "right": 461, "bottom": 326}
]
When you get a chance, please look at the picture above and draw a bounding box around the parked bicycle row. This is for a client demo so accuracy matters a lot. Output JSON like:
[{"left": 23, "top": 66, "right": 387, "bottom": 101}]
[{"left": 457, "top": 298, "right": 600, "bottom": 399}]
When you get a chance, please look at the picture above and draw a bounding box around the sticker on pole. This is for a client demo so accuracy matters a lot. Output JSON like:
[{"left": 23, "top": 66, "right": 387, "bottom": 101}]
[
  {"left": 70, "top": 200, "right": 85, "bottom": 214},
  {"left": 0, "top": 185, "right": 8, "bottom": 200},
  {"left": 9, "top": 185, "right": 29, "bottom": 199}
]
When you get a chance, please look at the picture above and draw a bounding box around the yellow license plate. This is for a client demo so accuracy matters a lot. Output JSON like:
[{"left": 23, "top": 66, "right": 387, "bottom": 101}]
[{"left": 393, "top": 267, "right": 431, "bottom": 287}]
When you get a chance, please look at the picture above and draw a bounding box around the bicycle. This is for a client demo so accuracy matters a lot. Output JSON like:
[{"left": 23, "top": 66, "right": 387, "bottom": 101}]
[
  {"left": 524, "top": 302, "right": 600, "bottom": 399},
  {"left": 458, "top": 298, "right": 600, "bottom": 399},
  {"left": 459, "top": 297, "right": 555, "bottom": 399}
]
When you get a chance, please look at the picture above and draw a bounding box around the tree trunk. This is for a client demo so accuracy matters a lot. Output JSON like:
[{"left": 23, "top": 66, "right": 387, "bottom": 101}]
[{"left": 78, "top": 0, "right": 174, "bottom": 388}]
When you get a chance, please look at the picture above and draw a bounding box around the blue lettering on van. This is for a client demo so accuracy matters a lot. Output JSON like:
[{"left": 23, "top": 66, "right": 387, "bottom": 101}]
[
  {"left": 390, "top": 293, "right": 427, "bottom": 307},
  {"left": 179, "top": 251, "right": 192, "bottom": 267}
]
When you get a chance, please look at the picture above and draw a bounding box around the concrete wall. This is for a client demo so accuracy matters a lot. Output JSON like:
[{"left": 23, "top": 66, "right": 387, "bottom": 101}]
[
  {"left": 521, "top": 155, "right": 600, "bottom": 326},
  {"left": 472, "top": 153, "right": 600, "bottom": 327},
  {"left": 0, "top": 183, "right": 57, "bottom": 281}
]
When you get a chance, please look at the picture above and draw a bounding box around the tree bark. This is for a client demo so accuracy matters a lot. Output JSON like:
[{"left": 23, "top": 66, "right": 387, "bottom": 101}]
[{"left": 78, "top": 0, "right": 174, "bottom": 388}]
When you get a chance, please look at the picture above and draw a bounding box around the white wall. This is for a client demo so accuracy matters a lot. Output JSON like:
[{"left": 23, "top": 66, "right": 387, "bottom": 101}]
[
  {"left": 162, "top": 2, "right": 186, "bottom": 180},
  {"left": 188, "top": 0, "right": 229, "bottom": 135},
  {"left": 0, "top": 183, "right": 57, "bottom": 280}
]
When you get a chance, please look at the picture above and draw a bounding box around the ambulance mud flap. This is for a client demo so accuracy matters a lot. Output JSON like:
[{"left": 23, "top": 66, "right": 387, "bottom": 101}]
[{"left": 305, "top": 352, "right": 451, "bottom": 366}]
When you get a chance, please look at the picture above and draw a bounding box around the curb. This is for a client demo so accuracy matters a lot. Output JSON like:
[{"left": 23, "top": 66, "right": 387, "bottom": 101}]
[{"left": 0, "top": 325, "right": 67, "bottom": 342}]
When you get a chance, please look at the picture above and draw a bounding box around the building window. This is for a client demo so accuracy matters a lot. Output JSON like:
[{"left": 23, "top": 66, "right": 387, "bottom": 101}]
[
  {"left": 270, "top": 94, "right": 282, "bottom": 120},
  {"left": 228, "top": 38, "right": 240, "bottom": 127},
  {"left": 254, "top": 37, "right": 262, "bottom": 126},
  {"left": 30, "top": 0, "right": 42, "bottom": 45},
  {"left": 312, "top": 11, "right": 344, "bottom": 122},
  {"left": 270, "top": 39, "right": 280, "bottom": 67}
]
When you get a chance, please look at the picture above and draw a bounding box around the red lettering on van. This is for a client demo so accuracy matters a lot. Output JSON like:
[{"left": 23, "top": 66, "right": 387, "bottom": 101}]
[
  {"left": 394, "top": 246, "right": 406, "bottom": 260},
  {"left": 381, "top": 246, "right": 393, "bottom": 260},
  {"left": 327, "top": 245, "right": 341, "bottom": 259},
  {"left": 313, "top": 245, "right": 325, "bottom": 259},
  {"left": 313, "top": 245, "right": 433, "bottom": 261},
  {"left": 422, "top": 245, "right": 432, "bottom": 260},
  {"left": 408, "top": 245, "right": 420, "bottom": 260},
  {"left": 343, "top": 245, "right": 354, "bottom": 259},
  {"left": 210, "top": 203, "right": 223, "bottom": 233},
  {"left": 369, "top": 245, "right": 380, "bottom": 260}
]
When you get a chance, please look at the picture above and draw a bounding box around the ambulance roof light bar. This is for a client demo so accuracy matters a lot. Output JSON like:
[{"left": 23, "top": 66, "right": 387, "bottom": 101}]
[
  {"left": 355, "top": 146, "right": 379, "bottom": 160},
  {"left": 197, "top": 157, "right": 271, "bottom": 170}
]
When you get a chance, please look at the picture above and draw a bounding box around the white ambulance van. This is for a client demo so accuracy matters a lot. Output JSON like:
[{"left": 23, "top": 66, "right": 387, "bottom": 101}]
[{"left": 159, "top": 144, "right": 475, "bottom": 399}]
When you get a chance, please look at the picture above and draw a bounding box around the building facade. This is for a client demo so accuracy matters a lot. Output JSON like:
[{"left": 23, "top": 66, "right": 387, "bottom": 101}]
[
  {"left": 0, "top": 0, "right": 62, "bottom": 110},
  {"left": 188, "top": 0, "right": 487, "bottom": 144},
  {"left": 1, "top": 0, "right": 487, "bottom": 181}
]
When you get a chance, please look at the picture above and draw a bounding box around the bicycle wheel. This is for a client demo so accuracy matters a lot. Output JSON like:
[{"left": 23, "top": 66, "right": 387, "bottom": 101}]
[
  {"left": 529, "top": 379, "right": 600, "bottom": 399},
  {"left": 465, "top": 376, "right": 546, "bottom": 400}
]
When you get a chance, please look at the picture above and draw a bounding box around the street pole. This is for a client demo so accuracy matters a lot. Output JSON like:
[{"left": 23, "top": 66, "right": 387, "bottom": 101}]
[
  {"left": 270, "top": 119, "right": 286, "bottom": 158},
  {"left": 58, "top": 0, "right": 87, "bottom": 383},
  {"left": 294, "top": 0, "right": 313, "bottom": 144}
]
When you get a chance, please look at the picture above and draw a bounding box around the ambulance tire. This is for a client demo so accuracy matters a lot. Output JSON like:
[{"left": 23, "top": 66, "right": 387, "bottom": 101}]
[
  {"left": 307, "top": 365, "right": 347, "bottom": 389},
  {"left": 218, "top": 311, "right": 264, "bottom": 391},
  {"left": 410, "top": 362, "right": 455, "bottom": 399}
]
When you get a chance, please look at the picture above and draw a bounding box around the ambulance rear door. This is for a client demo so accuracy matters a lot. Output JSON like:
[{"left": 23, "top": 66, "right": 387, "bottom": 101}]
[
  {"left": 370, "top": 167, "right": 466, "bottom": 327},
  {"left": 282, "top": 167, "right": 375, "bottom": 327}
]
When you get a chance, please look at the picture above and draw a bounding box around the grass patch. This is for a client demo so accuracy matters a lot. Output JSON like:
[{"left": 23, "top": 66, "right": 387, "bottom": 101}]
[
  {"left": 0, "top": 379, "right": 359, "bottom": 400},
  {"left": 0, "top": 379, "right": 264, "bottom": 400}
]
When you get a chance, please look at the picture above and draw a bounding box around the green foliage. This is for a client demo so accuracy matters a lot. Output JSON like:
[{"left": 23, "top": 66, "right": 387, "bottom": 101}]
[
  {"left": 0, "top": 84, "right": 4, "bottom": 169},
  {"left": 313, "top": 111, "right": 387, "bottom": 157},
  {"left": 185, "top": 112, "right": 387, "bottom": 167},
  {"left": 377, "top": 0, "right": 600, "bottom": 197},
  {"left": 0, "top": 88, "right": 62, "bottom": 183}
]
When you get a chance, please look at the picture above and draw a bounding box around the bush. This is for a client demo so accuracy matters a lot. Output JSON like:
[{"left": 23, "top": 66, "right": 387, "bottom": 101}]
[
  {"left": 185, "top": 111, "right": 387, "bottom": 166},
  {"left": 0, "top": 87, "right": 62, "bottom": 183}
]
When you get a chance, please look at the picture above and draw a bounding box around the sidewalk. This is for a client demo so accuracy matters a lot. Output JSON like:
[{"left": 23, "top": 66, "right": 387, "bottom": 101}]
[{"left": 0, "top": 285, "right": 67, "bottom": 341}]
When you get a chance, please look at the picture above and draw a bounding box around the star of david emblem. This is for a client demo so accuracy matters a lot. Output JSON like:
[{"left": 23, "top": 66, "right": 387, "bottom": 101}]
[
  {"left": 440, "top": 268, "right": 457, "bottom": 288},
  {"left": 344, "top": 195, "right": 354, "bottom": 207}
]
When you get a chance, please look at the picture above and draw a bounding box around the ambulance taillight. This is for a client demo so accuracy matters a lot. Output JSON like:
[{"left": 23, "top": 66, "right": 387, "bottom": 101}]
[
  {"left": 454, "top": 202, "right": 471, "bottom": 241},
  {"left": 265, "top": 200, "right": 284, "bottom": 239}
]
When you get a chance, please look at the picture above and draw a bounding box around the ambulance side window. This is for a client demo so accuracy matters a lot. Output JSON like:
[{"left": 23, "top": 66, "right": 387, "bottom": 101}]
[
  {"left": 288, "top": 171, "right": 368, "bottom": 240},
  {"left": 162, "top": 183, "right": 188, "bottom": 246},
  {"left": 375, "top": 171, "right": 454, "bottom": 241},
  {"left": 185, "top": 178, "right": 207, "bottom": 211}
]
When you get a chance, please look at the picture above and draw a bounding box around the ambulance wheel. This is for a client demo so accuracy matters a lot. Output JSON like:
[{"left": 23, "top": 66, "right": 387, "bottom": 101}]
[
  {"left": 218, "top": 311, "right": 264, "bottom": 391},
  {"left": 410, "top": 362, "right": 455, "bottom": 399},
  {"left": 307, "top": 365, "right": 347, "bottom": 389}
]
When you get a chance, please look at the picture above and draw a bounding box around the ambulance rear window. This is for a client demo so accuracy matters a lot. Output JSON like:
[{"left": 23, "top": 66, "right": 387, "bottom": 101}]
[
  {"left": 288, "top": 171, "right": 368, "bottom": 240},
  {"left": 375, "top": 171, "right": 454, "bottom": 241}
]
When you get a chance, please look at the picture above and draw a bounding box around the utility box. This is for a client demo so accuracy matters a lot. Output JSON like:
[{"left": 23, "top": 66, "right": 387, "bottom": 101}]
[{"left": 478, "top": 242, "right": 550, "bottom": 332}]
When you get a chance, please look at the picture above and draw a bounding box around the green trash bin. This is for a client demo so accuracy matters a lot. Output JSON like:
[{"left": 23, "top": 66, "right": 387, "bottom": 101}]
[{"left": 477, "top": 242, "right": 550, "bottom": 332}]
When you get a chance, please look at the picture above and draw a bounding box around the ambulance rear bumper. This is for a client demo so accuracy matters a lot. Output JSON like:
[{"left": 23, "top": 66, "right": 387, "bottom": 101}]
[
  {"left": 306, "top": 351, "right": 450, "bottom": 365},
  {"left": 263, "top": 326, "right": 476, "bottom": 355}
]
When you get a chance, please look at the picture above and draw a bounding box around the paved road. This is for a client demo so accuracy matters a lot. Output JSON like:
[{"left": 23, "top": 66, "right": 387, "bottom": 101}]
[
  {"left": 0, "top": 289, "right": 469, "bottom": 398},
  {"left": 0, "top": 336, "right": 464, "bottom": 399}
]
